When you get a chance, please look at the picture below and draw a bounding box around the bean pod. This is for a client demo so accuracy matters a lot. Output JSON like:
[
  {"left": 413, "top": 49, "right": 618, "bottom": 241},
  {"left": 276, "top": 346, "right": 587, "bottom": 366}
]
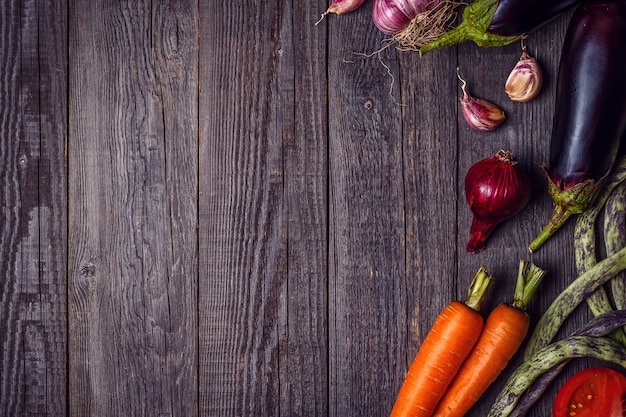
[
  {"left": 499, "top": 311, "right": 626, "bottom": 417},
  {"left": 488, "top": 335, "right": 626, "bottom": 417}
]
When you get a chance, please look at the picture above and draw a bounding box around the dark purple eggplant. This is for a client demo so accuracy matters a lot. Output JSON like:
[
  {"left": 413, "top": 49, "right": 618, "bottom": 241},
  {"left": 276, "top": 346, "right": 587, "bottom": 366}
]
[
  {"left": 488, "top": 0, "right": 580, "bottom": 36},
  {"left": 419, "top": 0, "right": 581, "bottom": 55},
  {"left": 529, "top": 0, "right": 626, "bottom": 251}
]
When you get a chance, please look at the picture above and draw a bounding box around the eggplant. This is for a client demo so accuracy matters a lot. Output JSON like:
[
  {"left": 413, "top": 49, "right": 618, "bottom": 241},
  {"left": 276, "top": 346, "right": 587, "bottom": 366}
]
[
  {"left": 419, "top": 0, "right": 581, "bottom": 55},
  {"left": 529, "top": 0, "right": 626, "bottom": 251},
  {"left": 488, "top": 0, "right": 580, "bottom": 36}
]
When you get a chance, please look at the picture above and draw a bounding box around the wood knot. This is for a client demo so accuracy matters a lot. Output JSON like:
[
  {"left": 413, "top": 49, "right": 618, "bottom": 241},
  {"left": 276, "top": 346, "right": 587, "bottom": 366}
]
[{"left": 80, "top": 262, "right": 96, "bottom": 277}]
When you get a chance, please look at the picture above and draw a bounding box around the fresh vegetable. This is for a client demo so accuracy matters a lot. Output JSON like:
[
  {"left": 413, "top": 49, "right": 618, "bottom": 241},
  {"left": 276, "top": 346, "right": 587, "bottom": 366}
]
[
  {"left": 499, "top": 159, "right": 626, "bottom": 416},
  {"left": 504, "top": 46, "right": 543, "bottom": 103},
  {"left": 574, "top": 176, "right": 618, "bottom": 318},
  {"left": 572, "top": 156, "right": 626, "bottom": 345},
  {"left": 552, "top": 367, "right": 626, "bottom": 417},
  {"left": 464, "top": 150, "right": 531, "bottom": 253},
  {"left": 487, "top": 335, "right": 626, "bottom": 417},
  {"left": 528, "top": 0, "right": 626, "bottom": 252},
  {"left": 604, "top": 181, "right": 626, "bottom": 316},
  {"left": 389, "top": 267, "right": 494, "bottom": 417},
  {"left": 431, "top": 261, "right": 546, "bottom": 417},
  {"left": 510, "top": 310, "right": 626, "bottom": 417},
  {"left": 524, "top": 245, "right": 626, "bottom": 361},
  {"left": 372, "top": 0, "right": 463, "bottom": 49},
  {"left": 458, "top": 69, "right": 506, "bottom": 132},
  {"left": 316, "top": 0, "right": 366, "bottom": 24},
  {"left": 419, "top": 0, "right": 581, "bottom": 55}
]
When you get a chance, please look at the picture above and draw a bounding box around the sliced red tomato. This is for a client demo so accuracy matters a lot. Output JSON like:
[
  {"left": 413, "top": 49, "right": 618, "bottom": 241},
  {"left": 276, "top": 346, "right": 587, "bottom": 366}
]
[{"left": 553, "top": 367, "right": 626, "bottom": 417}]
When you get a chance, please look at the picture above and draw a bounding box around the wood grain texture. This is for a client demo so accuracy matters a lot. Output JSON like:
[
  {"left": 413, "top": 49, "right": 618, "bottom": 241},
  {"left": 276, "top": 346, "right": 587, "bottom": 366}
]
[
  {"left": 280, "top": 1, "right": 330, "bottom": 416},
  {"left": 198, "top": 1, "right": 288, "bottom": 416},
  {"left": 68, "top": 0, "right": 198, "bottom": 415},
  {"left": 0, "top": 1, "right": 609, "bottom": 417},
  {"left": 0, "top": 0, "right": 68, "bottom": 415},
  {"left": 327, "top": 7, "right": 408, "bottom": 416},
  {"left": 398, "top": 29, "right": 460, "bottom": 410}
]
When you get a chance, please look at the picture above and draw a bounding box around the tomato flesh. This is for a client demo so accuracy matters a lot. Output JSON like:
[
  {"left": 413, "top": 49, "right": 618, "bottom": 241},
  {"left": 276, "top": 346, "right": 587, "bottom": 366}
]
[{"left": 553, "top": 367, "right": 626, "bottom": 417}]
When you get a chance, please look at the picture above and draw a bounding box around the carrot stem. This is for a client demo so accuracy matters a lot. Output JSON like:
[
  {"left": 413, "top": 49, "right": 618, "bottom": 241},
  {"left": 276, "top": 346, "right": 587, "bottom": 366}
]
[
  {"left": 464, "top": 265, "right": 495, "bottom": 311},
  {"left": 512, "top": 260, "right": 547, "bottom": 310}
]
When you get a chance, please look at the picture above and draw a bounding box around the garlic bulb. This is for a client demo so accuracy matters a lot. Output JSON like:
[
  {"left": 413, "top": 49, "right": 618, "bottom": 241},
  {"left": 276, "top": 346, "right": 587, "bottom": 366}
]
[
  {"left": 372, "top": 0, "right": 460, "bottom": 45},
  {"left": 372, "top": 0, "right": 413, "bottom": 35},
  {"left": 505, "top": 48, "right": 543, "bottom": 102}
]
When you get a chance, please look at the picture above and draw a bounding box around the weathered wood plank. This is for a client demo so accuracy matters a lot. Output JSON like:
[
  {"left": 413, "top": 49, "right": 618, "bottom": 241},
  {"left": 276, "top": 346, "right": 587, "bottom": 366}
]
[
  {"left": 67, "top": 1, "right": 198, "bottom": 415},
  {"left": 280, "top": 1, "right": 330, "bottom": 416},
  {"left": 0, "top": 0, "right": 68, "bottom": 415},
  {"left": 398, "top": 28, "right": 460, "bottom": 412},
  {"left": 198, "top": 1, "right": 288, "bottom": 416},
  {"left": 327, "top": 8, "right": 407, "bottom": 416}
]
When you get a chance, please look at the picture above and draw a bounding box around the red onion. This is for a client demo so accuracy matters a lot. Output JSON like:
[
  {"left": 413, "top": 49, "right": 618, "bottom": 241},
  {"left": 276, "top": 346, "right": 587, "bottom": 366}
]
[{"left": 465, "top": 150, "right": 531, "bottom": 253}]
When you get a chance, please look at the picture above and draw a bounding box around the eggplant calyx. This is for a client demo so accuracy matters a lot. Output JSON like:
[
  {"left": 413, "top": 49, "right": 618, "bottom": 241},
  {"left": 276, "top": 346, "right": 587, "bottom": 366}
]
[
  {"left": 529, "top": 175, "right": 604, "bottom": 252},
  {"left": 419, "top": 0, "right": 521, "bottom": 56}
]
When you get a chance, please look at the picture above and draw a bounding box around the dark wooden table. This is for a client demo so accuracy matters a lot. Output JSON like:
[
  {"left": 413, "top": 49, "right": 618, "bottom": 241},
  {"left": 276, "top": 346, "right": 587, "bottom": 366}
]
[{"left": 1, "top": 1, "right": 601, "bottom": 416}]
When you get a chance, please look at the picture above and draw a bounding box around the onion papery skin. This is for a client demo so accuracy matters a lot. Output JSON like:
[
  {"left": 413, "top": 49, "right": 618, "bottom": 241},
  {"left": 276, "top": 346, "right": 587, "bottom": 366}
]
[{"left": 465, "top": 150, "right": 531, "bottom": 253}]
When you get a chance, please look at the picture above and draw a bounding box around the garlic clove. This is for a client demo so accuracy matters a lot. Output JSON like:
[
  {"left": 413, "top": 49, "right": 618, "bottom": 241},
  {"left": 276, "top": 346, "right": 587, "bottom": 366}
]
[
  {"left": 327, "top": 0, "right": 366, "bottom": 15},
  {"left": 315, "top": 0, "right": 366, "bottom": 25},
  {"left": 457, "top": 69, "right": 505, "bottom": 131},
  {"left": 461, "top": 95, "right": 506, "bottom": 131},
  {"left": 505, "top": 49, "right": 543, "bottom": 103}
]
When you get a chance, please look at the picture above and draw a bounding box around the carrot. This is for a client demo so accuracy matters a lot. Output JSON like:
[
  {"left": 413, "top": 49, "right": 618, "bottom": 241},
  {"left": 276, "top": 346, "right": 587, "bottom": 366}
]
[
  {"left": 431, "top": 260, "right": 547, "bottom": 417},
  {"left": 389, "top": 266, "right": 495, "bottom": 417}
]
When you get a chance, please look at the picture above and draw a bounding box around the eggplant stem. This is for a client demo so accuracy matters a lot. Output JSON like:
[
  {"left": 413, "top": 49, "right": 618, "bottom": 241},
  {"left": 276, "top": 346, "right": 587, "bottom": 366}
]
[
  {"left": 419, "top": 0, "right": 521, "bottom": 56},
  {"left": 530, "top": 170, "right": 608, "bottom": 252},
  {"left": 528, "top": 205, "right": 571, "bottom": 253}
]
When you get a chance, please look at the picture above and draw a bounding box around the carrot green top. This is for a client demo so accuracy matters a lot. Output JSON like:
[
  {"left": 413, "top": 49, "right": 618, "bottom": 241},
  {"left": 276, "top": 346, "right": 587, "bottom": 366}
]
[
  {"left": 464, "top": 266, "right": 496, "bottom": 312},
  {"left": 512, "top": 260, "right": 547, "bottom": 310}
]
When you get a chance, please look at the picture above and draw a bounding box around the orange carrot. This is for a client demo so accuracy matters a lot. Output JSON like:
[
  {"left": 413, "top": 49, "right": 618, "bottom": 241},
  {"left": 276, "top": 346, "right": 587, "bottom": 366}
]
[
  {"left": 389, "top": 266, "right": 495, "bottom": 417},
  {"left": 431, "top": 260, "right": 547, "bottom": 417}
]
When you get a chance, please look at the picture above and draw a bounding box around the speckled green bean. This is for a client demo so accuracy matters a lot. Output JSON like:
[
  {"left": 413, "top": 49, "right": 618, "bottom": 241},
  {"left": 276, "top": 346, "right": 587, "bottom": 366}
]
[
  {"left": 509, "top": 310, "right": 626, "bottom": 417},
  {"left": 604, "top": 180, "right": 626, "bottom": 312},
  {"left": 574, "top": 157, "right": 626, "bottom": 328},
  {"left": 488, "top": 335, "right": 626, "bottom": 417},
  {"left": 574, "top": 196, "right": 613, "bottom": 317},
  {"left": 524, "top": 245, "right": 626, "bottom": 361}
]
